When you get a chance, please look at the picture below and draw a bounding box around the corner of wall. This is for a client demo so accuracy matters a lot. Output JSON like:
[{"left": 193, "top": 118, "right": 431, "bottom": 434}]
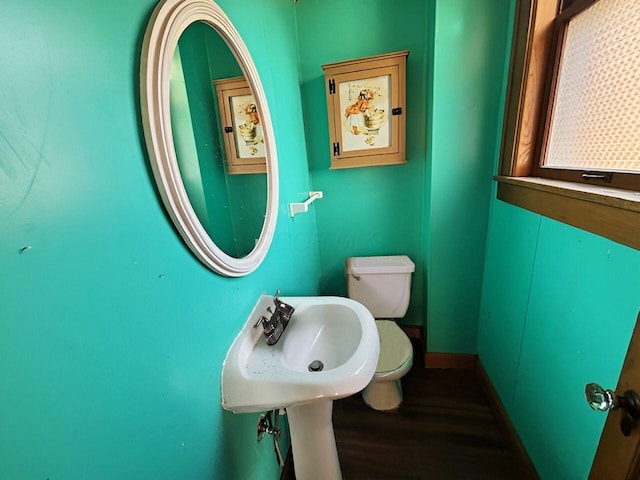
[{"left": 422, "top": 0, "right": 437, "bottom": 348}]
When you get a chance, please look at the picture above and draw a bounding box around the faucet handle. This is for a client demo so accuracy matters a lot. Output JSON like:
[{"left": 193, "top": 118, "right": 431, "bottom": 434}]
[
  {"left": 253, "top": 314, "right": 271, "bottom": 329},
  {"left": 253, "top": 306, "right": 275, "bottom": 329},
  {"left": 253, "top": 315, "right": 276, "bottom": 336},
  {"left": 253, "top": 315, "right": 265, "bottom": 328},
  {"left": 273, "top": 289, "right": 281, "bottom": 304}
]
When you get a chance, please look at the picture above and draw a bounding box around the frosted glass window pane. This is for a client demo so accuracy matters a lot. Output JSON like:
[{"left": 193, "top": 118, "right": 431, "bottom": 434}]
[{"left": 545, "top": 0, "right": 640, "bottom": 172}]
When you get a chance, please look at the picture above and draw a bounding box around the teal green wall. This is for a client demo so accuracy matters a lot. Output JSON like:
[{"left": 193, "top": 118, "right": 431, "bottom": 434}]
[
  {"left": 3, "top": 0, "right": 635, "bottom": 478},
  {"left": 473, "top": 2, "right": 640, "bottom": 478},
  {"left": 479, "top": 203, "right": 640, "bottom": 479},
  {"left": 296, "top": 0, "right": 513, "bottom": 353},
  {"left": 297, "top": 0, "right": 429, "bottom": 328},
  {"left": 427, "top": 0, "right": 513, "bottom": 352},
  {"left": 0, "top": 1, "right": 319, "bottom": 479}
]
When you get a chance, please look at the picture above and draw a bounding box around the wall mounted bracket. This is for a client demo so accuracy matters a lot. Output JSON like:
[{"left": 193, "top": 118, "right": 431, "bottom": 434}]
[{"left": 289, "top": 191, "right": 323, "bottom": 217}]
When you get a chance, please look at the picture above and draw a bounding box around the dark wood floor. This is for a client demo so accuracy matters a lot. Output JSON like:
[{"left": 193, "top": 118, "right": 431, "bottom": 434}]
[{"left": 331, "top": 353, "right": 530, "bottom": 479}]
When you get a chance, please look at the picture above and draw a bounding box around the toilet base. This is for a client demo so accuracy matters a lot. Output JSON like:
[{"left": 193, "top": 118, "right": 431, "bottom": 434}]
[{"left": 362, "top": 379, "right": 403, "bottom": 412}]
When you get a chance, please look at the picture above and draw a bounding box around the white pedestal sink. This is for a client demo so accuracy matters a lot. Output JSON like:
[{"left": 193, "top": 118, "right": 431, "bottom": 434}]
[
  {"left": 221, "top": 296, "right": 380, "bottom": 480},
  {"left": 286, "top": 401, "right": 341, "bottom": 480}
]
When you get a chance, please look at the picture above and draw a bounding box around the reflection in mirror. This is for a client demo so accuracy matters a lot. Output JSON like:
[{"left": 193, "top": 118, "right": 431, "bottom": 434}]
[
  {"left": 141, "top": 0, "right": 278, "bottom": 276},
  {"left": 169, "top": 21, "right": 267, "bottom": 259},
  {"left": 213, "top": 76, "right": 266, "bottom": 174}
]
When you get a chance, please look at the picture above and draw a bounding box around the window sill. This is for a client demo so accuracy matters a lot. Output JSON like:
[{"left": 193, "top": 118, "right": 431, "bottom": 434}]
[{"left": 495, "top": 176, "right": 640, "bottom": 251}]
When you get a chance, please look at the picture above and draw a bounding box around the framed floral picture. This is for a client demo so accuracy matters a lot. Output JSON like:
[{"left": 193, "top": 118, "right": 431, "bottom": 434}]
[
  {"left": 213, "top": 76, "right": 266, "bottom": 174},
  {"left": 323, "top": 51, "right": 408, "bottom": 169}
]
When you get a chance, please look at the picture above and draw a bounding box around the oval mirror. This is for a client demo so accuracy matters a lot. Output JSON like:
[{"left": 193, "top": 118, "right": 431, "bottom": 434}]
[{"left": 140, "top": 0, "right": 278, "bottom": 276}]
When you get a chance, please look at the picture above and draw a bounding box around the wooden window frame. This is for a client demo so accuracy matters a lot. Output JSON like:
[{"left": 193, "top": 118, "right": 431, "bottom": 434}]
[{"left": 497, "top": 0, "right": 640, "bottom": 251}]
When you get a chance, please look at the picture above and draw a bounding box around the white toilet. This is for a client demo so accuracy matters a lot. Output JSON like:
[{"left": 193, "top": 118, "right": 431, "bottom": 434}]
[{"left": 346, "top": 255, "right": 415, "bottom": 412}]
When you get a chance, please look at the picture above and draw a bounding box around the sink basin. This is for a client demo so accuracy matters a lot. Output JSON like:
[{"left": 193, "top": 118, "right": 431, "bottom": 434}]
[
  {"left": 221, "top": 295, "right": 380, "bottom": 413},
  {"left": 221, "top": 295, "right": 380, "bottom": 480}
]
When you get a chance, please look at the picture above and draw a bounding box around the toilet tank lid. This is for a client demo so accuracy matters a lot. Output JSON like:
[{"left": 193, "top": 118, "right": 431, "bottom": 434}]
[{"left": 346, "top": 255, "right": 415, "bottom": 275}]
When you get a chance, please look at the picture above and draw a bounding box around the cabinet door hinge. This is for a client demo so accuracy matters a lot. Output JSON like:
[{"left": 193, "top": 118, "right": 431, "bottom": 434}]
[
  {"left": 329, "top": 79, "right": 336, "bottom": 94},
  {"left": 392, "top": 107, "right": 402, "bottom": 115},
  {"left": 224, "top": 126, "right": 233, "bottom": 133},
  {"left": 333, "top": 142, "right": 340, "bottom": 156}
]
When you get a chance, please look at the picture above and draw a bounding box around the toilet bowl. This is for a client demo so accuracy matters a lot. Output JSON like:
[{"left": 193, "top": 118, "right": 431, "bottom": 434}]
[
  {"left": 362, "top": 320, "right": 413, "bottom": 411},
  {"left": 346, "top": 255, "right": 415, "bottom": 412}
]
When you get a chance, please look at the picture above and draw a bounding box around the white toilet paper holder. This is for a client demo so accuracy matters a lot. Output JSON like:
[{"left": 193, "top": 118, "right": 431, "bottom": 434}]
[{"left": 289, "top": 191, "right": 323, "bottom": 217}]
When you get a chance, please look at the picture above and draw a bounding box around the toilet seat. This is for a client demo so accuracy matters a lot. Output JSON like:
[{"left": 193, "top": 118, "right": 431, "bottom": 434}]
[{"left": 374, "top": 320, "right": 413, "bottom": 376}]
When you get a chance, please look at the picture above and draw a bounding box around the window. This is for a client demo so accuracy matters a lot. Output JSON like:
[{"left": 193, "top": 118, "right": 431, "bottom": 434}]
[{"left": 497, "top": 0, "right": 640, "bottom": 250}]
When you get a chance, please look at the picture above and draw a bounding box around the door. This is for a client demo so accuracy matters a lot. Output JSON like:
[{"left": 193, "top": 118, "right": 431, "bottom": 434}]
[{"left": 589, "top": 312, "right": 640, "bottom": 479}]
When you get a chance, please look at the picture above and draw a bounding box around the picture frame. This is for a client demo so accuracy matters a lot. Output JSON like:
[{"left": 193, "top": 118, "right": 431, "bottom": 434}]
[
  {"left": 322, "top": 51, "right": 408, "bottom": 169},
  {"left": 213, "top": 76, "right": 266, "bottom": 174}
]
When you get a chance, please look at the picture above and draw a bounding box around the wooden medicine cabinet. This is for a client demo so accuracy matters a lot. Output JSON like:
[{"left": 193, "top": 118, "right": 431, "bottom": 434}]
[
  {"left": 322, "top": 51, "right": 408, "bottom": 169},
  {"left": 213, "top": 76, "right": 266, "bottom": 175}
]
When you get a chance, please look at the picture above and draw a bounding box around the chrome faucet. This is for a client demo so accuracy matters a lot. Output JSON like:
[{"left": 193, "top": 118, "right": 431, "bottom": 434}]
[{"left": 253, "top": 290, "right": 295, "bottom": 345}]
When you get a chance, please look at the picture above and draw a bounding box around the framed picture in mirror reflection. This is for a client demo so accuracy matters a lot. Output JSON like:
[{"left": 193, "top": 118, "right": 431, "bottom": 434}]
[{"left": 214, "top": 76, "right": 267, "bottom": 174}]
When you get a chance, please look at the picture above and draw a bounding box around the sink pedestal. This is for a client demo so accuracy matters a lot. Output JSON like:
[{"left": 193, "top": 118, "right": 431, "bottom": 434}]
[
  {"left": 222, "top": 296, "right": 380, "bottom": 479},
  {"left": 286, "top": 400, "right": 341, "bottom": 480}
]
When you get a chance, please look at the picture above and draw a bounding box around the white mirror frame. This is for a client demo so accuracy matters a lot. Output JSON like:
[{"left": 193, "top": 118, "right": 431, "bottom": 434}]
[{"left": 140, "top": 0, "right": 278, "bottom": 277}]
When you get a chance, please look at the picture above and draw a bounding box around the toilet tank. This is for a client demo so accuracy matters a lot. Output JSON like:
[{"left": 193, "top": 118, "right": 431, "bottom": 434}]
[{"left": 346, "top": 255, "right": 415, "bottom": 318}]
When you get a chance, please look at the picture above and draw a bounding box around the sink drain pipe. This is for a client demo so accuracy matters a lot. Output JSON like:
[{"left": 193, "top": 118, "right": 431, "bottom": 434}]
[{"left": 257, "top": 410, "right": 284, "bottom": 467}]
